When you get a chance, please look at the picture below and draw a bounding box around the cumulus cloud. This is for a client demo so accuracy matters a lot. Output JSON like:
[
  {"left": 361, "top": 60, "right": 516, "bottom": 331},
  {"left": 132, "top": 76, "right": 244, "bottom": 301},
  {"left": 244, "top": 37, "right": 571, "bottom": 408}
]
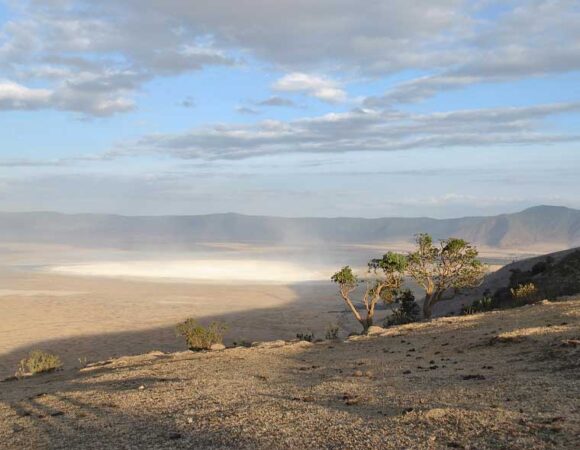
[
  {"left": 0, "top": 76, "right": 136, "bottom": 116},
  {"left": 0, "top": 2, "right": 235, "bottom": 116},
  {"left": 1, "top": 1, "right": 579, "bottom": 113},
  {"left": 114, "top": 102, "right": 580, "bottom": 160},
  {"left": 273, "top": 73, "right": 347, "bottom": 103}
]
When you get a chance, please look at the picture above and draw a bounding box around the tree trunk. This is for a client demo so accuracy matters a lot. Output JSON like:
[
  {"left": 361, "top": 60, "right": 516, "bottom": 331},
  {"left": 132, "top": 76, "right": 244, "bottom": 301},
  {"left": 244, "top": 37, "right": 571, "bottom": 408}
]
[
  {"left": 361, "top": 316, "right": 373, "bottom": 333},
  {"left": 340, "top": 293, "right": 363, "bottom": 324},
  {"left": 422, "top": 294, "right": 433, "bottom": 319}
]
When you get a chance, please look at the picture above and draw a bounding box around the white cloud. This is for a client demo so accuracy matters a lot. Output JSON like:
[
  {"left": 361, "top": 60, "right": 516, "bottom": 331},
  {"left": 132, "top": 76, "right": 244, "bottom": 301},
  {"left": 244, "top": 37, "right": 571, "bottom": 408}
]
[
  {"left": 0, "top": 76, "right": 136, "bottom": 116},
  {"left": 366, "top": 0, "right": 580, "bottom": 105},
  {"left": 364, "top": 75, "right": 485, "bottom": 107},
  {"left": 0, "top": 2, "right": 235, "bottom": 116},
  {"left": 273, "top": 73, "right": 347, "bottom": 103},
  {"left": 0, "top": 80, "right": 51, "bottom": 109},
  {"left": 114, "top": 102, "right": 580, "bottom": 160},
  {"left": 1, "top": 1, "right": 579, "bottom": 114}
]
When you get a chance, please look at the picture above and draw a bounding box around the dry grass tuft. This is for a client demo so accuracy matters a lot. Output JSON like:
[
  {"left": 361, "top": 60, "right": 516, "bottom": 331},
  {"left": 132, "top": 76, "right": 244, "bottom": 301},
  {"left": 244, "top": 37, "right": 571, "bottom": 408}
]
[{"left": 17, "top": 350, "right": 62, "bottom": 376}]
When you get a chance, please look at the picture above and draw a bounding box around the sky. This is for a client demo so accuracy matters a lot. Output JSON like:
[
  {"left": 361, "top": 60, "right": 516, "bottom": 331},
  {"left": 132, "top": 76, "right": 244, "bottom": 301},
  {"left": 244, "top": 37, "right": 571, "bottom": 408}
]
[{"left": 0, "top": 0, "right": 579, "bottom": 218}]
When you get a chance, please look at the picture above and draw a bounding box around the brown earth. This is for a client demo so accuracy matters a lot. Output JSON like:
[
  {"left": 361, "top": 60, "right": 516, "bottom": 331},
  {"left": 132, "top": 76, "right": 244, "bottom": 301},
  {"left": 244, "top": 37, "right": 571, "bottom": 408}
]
[{"left": 1, "top": 296, "right": 578, "bottom": 449}]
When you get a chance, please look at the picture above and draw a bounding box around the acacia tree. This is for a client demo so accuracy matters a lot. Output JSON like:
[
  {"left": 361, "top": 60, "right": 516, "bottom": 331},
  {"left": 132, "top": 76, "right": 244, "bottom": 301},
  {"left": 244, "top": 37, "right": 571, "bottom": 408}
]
[
  {"left": 331, "top": 252, "right": 407, "bottom": 333},
  {"left": 407, "top": 234, "right": 486, "bottom": 319}
]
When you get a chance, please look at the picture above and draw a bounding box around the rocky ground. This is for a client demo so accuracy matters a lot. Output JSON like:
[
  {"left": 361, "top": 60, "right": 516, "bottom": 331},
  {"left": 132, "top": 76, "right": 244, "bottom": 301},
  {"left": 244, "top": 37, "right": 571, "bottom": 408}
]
[{"left": 1, "top": 297, "right": 578, "bottom": 449}]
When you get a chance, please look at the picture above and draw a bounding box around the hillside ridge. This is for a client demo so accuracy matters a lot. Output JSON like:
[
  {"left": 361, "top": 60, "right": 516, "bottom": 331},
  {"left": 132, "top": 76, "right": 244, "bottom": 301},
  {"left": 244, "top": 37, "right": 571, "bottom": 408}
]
[{"left": 0, "top": 205, "right": 578, "bottom": 250}]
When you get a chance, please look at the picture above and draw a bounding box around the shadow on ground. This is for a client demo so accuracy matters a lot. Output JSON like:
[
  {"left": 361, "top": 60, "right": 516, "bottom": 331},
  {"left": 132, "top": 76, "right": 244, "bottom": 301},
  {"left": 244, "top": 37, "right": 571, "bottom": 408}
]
[{"left": 1, "top": 298, "right": 578, "bottom": 449}]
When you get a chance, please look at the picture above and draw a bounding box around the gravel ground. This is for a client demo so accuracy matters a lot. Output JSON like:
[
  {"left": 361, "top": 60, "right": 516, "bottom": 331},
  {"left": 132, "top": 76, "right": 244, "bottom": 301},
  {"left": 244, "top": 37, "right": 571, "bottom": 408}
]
[{"left": 1, "top": 297, "right": 578, "bottom": 449}]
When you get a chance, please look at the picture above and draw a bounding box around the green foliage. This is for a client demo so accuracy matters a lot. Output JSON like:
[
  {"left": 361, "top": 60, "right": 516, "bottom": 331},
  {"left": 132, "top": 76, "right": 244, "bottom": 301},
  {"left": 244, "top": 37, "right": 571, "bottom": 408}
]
[
  {"left": 368, "top": 251, "right": 408, "bottom": 274},
  {"left": 384, "top": 290, "right": 420, "bottom": 326},
  {"left": 332, "top": 253, "right": 408, "bottom": 332},
  {"left": 368, "top": 252, "right": 408, "bottom": 305},
  {"left": 176, "top": 319, "right": 228, "bottom": 351},
  {"left": 408, "top": 234, "right": 484, "bottom": 291},
  {"left": 325, "top": 323, "right": 339, "bottom": 340},
  {"left": 331, "top": 266, "right": 358, "bottom": 288},
  {"left": 296, "top": 331, "right": 315, "bottom": 342},
  {"left": 406, "top": 233, "right": 486, "bottom": 318},
  {"left": 18, "top": 350, "right": 62, "bottom": 376}
]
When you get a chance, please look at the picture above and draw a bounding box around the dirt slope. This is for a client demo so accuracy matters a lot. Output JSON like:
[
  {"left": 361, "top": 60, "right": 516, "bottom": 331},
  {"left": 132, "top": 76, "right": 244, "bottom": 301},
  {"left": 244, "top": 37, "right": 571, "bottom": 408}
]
[{"left": 1, "top": 297, "right": 578, "bottom": 449}]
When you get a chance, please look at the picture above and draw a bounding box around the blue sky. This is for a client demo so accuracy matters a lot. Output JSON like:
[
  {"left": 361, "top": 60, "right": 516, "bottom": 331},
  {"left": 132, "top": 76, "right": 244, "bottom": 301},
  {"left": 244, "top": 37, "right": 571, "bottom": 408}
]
[{"left": 0, "top": 0, "right": 579, "bottom": 218}]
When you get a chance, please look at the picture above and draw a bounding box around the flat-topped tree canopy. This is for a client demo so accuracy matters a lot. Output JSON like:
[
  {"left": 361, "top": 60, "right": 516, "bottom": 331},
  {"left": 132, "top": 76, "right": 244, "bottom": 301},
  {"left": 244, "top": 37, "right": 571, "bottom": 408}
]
[{"left": 407, "top": 233, "right": 486, "bottom": 319}]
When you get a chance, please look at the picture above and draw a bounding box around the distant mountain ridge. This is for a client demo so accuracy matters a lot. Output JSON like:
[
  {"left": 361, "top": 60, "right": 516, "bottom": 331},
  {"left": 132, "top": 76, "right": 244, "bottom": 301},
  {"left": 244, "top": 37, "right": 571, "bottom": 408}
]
[{"left": 0, "top": 205, "right": 579, "bottom": 250}]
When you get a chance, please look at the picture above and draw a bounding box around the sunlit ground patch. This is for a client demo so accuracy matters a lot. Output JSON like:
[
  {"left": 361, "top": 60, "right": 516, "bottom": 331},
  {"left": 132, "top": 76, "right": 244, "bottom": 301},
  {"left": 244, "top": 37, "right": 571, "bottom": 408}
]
[
  {"left": 48, "top": 259, "right": 331, "bottom": 283},
  {"left": 0, "top": 289, "right": 86, "bottom": 297}
]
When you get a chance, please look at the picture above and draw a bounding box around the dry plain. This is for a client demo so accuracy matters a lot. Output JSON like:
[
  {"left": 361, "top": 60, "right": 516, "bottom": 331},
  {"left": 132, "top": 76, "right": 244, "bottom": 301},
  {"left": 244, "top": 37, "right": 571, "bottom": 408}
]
[{"left": 0, "top": 241, "right": 552, "bottom": 379}]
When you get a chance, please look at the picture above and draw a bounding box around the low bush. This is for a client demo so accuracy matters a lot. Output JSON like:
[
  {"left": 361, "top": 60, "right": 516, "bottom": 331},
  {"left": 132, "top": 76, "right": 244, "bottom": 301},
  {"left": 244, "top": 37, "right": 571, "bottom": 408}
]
[
  {"left": 176, "top": 319, "right": 228, "bottom": 351},
  {"left": 461, "top": 295, "right": 494, "bottom": 315},
  {"left": 510, "top": 282, "right": 539, "bottom": 305},
  {"left": 385, "top": 290, "right": 420, "bottom": 327},
  {"left": 296, "top": 331, "right": 315, "bottom": 342},
  {"left": 325, "top": 323, "right": 339, "bottom": 340},
  {"left": 18, "top": 350, "right": 62, "bottom": 376}
]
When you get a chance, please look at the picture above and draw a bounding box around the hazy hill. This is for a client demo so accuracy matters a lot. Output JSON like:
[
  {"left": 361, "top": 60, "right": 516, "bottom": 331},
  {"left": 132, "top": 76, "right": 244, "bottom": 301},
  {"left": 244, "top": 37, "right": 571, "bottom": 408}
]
[{"left": 0, "top": 205, "right": 578, "bottom": 250}]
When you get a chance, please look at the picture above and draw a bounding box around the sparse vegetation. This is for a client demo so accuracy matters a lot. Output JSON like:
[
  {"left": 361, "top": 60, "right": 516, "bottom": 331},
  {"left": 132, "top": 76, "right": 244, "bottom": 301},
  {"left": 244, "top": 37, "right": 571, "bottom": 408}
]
[
  {"left": 5, "top": 295, "right": 578, "bottom": 449},
  {"left": 17, "top": 350, "right": 62, "bottom": 376},
  {"left": 510, "top": 282, "right": 539, "bottom": 304},
  {"left": 385, "top": 290, "right": 420, "bottom": 326},
  {"left": 462, "top": 293, "right": 494, "bottom": 315},
  {"left": 77, "top": 356, "right": 89, "bottom": 368},
  {"left": 493, "top": 251, "right": 580, "bottom": 307},
  {"left": 331, "top": 252, "right": 407, "bottom": 332},
  {"left": 296, "top": 331, "right": 315, "bottom": 342},
  {"left": 325, "top": 323, "right": 339, "bottom": 340},
  {"left": 176, "top": 319, "right": 228, "bottom": 351},
  {"left": 407, "top": 234, "right": 486, "bottom": 319},
  {"left": 331, "top": 235, "right": 485, "bottom": 327}
]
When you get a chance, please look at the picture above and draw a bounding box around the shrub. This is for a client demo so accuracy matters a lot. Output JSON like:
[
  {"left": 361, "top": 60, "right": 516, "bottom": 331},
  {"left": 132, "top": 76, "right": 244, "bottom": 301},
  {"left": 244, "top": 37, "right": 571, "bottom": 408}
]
[
  {"left": 531, "top": 259, "right": 551, "bottom": 275},
  {"left": 325, "top": 323, "right": 339, "bottom": 340},
  {"left": 296, "top": 331, "right": 315, "bottom": 342},
  {"left": 176, "top": 319, "right": 228, "bottom": 351},
  {"left": 18, "top": 350, "right": 62, "bottom": 376},
  {"left": 385, "top": 290, "right": 420, "bottom": 326},
  {"left": 77, "top": 356, "right": 89, "bottom": 368},
  {"left": 510, "top": 282, "right": 539, "bottom": 305},
  {"left": 461, "top": 295, "right": 494, "bottom": 315}
]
